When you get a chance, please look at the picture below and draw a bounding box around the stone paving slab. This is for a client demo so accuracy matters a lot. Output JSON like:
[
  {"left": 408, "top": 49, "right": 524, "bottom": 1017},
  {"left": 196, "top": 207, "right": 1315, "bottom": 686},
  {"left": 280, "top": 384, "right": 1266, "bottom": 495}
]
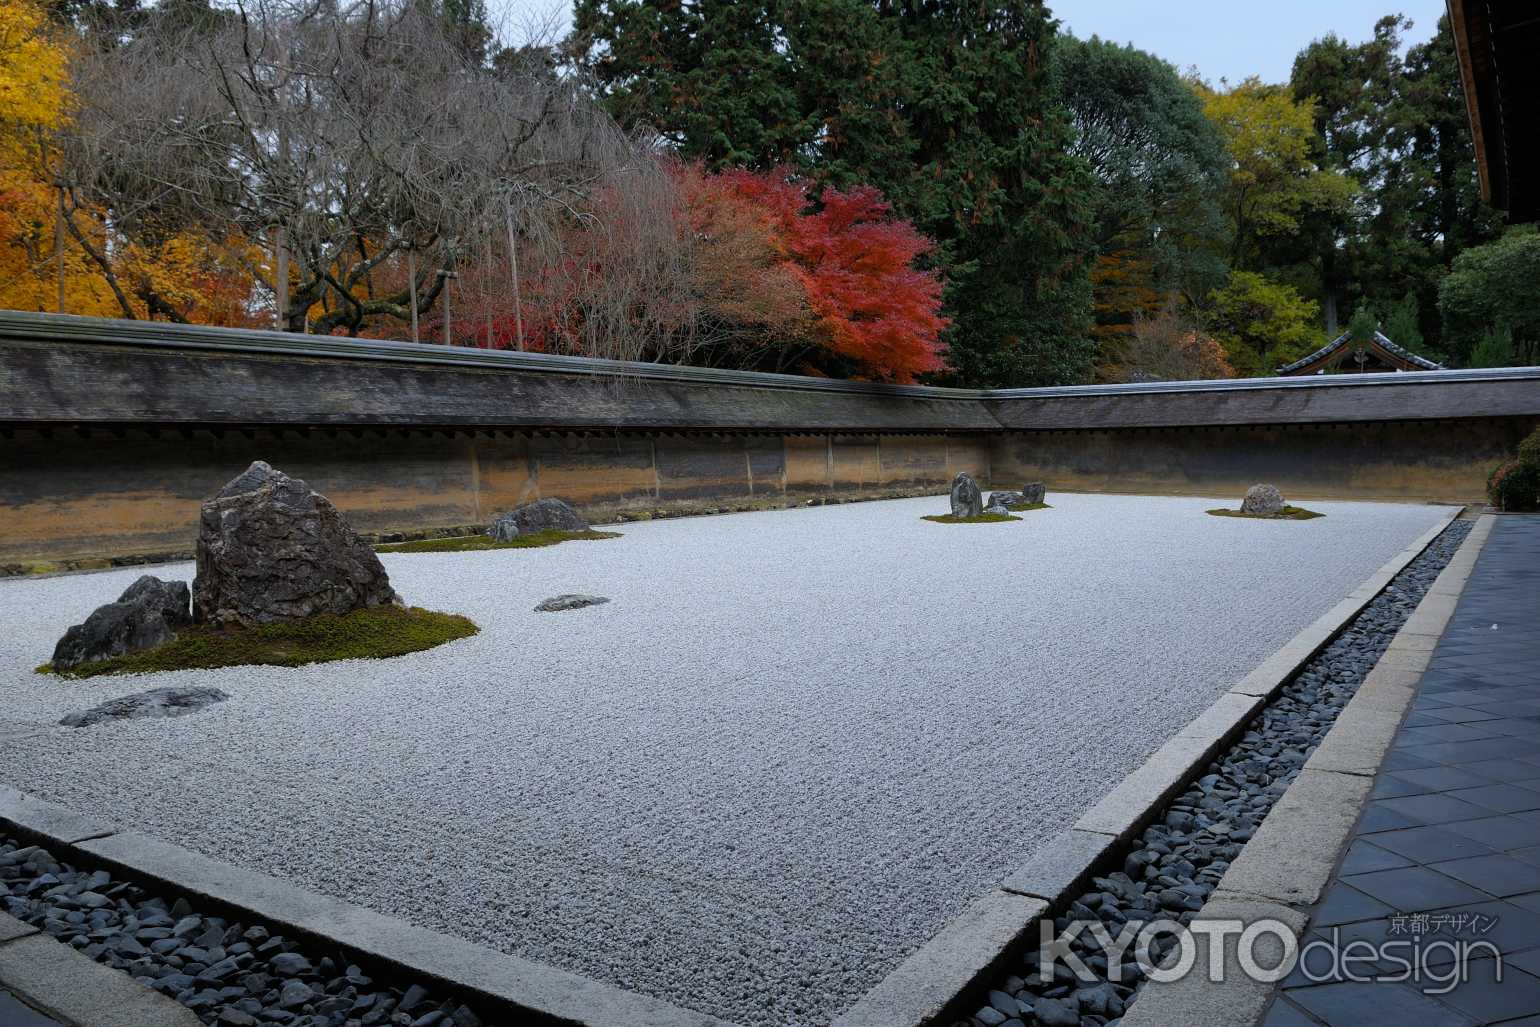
[
  {"left": 0, "top": 923, "right": 202, "bottom": 1027},
  {"left": 1262, "top": 515, "right": 1540, "bottom": 1027}
]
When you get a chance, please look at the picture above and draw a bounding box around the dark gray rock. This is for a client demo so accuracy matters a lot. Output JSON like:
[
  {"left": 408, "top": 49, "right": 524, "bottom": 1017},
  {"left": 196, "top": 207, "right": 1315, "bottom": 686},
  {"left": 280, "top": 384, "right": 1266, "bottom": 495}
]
[
  {"left": 1240, "top": 483, "right": 1285, "bottom": 515},
  {"left": 51, "top": 576, "right": 191, "bottom": 671},
  {"left": 277, "top": 978, "right": 314, "bottom": 1009},
  {"left": 1032, "top": 997, "right": 1080, "bottom": 1027},
  {"left": 534, "top": 594, "right": 610, "bottom": 613},
  {"left": 60, "top": 687, "right": 229, "bottom": 729},
  {"left": 193, "top": 462, "right": 397, "bottom": 627},
  {"left": 988, "top": 491, "right": 1026, "bottom": 509},
  {"left": 269, "top": 952, "right": 311, "bottom": 976},
  {"left": 1022, "top": 482, "right": 1047, "bottom": 505},
  {"left": 487, "top": 498, "right": 589, "bottom": 542},
  {"left": 949, "top": 473, "right": 983, "bottom": 518}
]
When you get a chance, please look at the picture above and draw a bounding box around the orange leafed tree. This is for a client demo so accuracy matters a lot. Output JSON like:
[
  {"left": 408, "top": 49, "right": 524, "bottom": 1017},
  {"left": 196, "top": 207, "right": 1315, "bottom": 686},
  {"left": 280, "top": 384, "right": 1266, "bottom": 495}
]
[
  {"left": 716, "top": 167, "right": 947, "bottom": 383},
  {"left": 1105, "top": 300, "right": 1235, "bottom": 382}
]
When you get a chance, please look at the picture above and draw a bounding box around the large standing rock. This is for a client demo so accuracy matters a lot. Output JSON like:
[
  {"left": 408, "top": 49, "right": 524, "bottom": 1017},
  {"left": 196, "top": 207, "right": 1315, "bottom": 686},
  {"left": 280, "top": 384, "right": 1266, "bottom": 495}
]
[
  {"left": 487, "top": 498, "right": 589, "bottom": 542},
  {"left": 193, "top": 462, "right": 397, "bottom": 627},
  {"left": 949, "top": 473, "right": 984, "bottom": 518},
  {"left": 1022, "top": 482, "right": 1047, "bottom": 505},
  {"left": 51, "top": 576, "right": 192, "bottom": 671},
  {"left": 1241, "top": 483, "right": 1286, "bottom": 516}
]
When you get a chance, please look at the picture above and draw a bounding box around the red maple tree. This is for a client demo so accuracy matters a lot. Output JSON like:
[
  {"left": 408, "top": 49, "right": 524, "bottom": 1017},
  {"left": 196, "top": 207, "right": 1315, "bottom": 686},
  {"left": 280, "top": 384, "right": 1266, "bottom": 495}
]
[{"left": 718, "top": 167, "right": 947, "bottom": 382}]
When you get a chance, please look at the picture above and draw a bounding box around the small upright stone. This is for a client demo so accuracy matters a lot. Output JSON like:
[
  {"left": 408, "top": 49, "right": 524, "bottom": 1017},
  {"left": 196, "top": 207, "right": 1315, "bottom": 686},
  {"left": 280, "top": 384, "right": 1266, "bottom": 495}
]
[
  {"left": 1241, "top": 483, "right": 1285, "bottom": 515},
  {"left": 486, "top": 498, "right": 589, "bottom": 542},
  {"left": 949, "top": 473, "right": 983, "bottom": 518},
  {"left": 1022, "top": 482, "right": 1047, "bottom": 505},
  {"left": 51, "top": 575, "right": 192, "bottom": 671},
  {"left": 193, "top": 462, "right": 397, "bottom": 626}
]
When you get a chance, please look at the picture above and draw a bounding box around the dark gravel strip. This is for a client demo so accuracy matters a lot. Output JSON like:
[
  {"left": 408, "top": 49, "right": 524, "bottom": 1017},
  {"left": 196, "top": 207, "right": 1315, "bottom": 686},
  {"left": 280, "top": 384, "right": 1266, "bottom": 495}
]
[
  {"left": 0, "top": 835, "right": 490, "bottom": 1027},
  {"left": 955, "top": 517, "right": 1474, "bottom": 1027}
]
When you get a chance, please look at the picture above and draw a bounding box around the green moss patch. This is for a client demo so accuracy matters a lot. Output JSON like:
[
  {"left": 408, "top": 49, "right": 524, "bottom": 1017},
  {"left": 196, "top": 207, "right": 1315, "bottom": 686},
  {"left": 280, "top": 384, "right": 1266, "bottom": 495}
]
[
  {"left": 922, "top": 512, "right": 1023, "bottom": 524},
  {"left": 40, "top": 605, "right": 479, "bottom": 679},
  {"left": 1006, "top": 502, "right": 1051, "bottom": 513},
  {"left": 1207, "top": 506, "right": 1325, "bottom": 521},
  {"left": 375, "top": 528, "right": 621, "bottom": 553}
]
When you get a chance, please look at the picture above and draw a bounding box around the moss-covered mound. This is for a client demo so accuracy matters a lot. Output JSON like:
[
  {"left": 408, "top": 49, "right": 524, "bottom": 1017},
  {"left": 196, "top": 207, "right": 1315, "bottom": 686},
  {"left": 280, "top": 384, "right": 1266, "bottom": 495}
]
[
  {"left": 1207, "top": 506, "right": 1325, "bottom": 521},
  {"left": 375, "top": 528, "right": 621, "bottom": 553},
  {"left": 922, "top": 512, "right": 1022, "bottom": 524},
  {"left": 1005, "top": 502, "right": 1051, "bottom": 513},
  {"left": 39, "top": 605, "right": 479, "bottom": 679}
]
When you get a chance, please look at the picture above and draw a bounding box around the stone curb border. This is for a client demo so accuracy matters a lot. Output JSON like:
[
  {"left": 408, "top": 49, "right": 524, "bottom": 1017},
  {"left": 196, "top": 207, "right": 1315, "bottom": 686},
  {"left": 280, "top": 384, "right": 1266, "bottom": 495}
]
[
  {"left": 830, "top": 507, "right": 1463, "bottom": 1027},
  {"left": 1118, "top": 513, "right": 1495, "bottom": 1027},
  {"left": 0, "top": 792, "right": 740, "bottom": 1027},
  {"left": 0, "top": 909, "right": 203, "bottom": 1027}
]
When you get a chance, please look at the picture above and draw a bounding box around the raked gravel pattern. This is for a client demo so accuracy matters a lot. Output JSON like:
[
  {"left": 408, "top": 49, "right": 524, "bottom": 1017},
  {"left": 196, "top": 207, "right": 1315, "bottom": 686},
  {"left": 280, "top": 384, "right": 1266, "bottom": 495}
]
[{"left": 0, "top": 493, "right": 1453, "bottom": 1027}]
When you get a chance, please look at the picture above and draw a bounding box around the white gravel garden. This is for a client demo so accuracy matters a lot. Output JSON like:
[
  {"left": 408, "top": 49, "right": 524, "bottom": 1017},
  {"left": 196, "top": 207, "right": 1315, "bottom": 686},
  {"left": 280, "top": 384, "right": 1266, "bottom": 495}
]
[{"left": 0, "top": 492, "right": 1453, "bottom": 1026}]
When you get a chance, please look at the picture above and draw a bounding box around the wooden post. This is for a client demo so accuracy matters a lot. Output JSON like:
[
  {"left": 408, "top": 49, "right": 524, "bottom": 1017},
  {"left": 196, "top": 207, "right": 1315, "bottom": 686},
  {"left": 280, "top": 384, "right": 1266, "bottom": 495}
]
[
  {"left": 505, "top": 203, "right": 524, "bottom": 352},
  {"left": 483, "top": 234, "right": 495, "bottom": 347},
  {"left": 274, "top": 227, "right": 288, "bottom": 330},
  {"left": 407, "top": 246, "right": 419, "bottom": 344},
  {"left": 54, "top": 188, "right": 66, "bottom": 315},
  {"left": 439, "top": 269, "right": 459, "bottom": 346}
]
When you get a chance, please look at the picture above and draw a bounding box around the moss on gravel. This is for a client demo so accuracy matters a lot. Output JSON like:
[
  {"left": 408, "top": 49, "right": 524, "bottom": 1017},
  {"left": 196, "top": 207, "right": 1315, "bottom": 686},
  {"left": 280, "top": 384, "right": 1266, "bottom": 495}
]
[
  {"left": 374, "top": 528, "right": 621, "bottom": 553},
  {"left": 1006, "top": 502, "right": 1050, "bottom": 513},
  {"left": 39, "top": 605, "right": 479, "bottom": 679},
  {"left": 1207, "top": 506, "right": 1325, "bottom": 521},
  {"left": 922, "top": 512, "right": 1022, "bottom": 524}
]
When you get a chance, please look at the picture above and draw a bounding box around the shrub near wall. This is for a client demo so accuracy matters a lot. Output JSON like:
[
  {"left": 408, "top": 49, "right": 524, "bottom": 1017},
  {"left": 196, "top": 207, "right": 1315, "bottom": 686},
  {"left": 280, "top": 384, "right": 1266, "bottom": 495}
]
[{"left": 1489, "top": 425, "right": 1540, "bottom": 511}]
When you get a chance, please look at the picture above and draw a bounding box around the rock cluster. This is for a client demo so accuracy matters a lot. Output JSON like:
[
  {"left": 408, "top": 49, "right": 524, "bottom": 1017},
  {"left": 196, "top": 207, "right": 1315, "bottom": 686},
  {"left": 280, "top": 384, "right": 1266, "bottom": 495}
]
[
  {"left": 955, "top": 519, "right": 1472, "bottom": 1027},
  {"left": 487, "top": 498, "right": 589, "bottom": 542},
  {"left": 1240, "top": 483, "right": 1285, "bottom": 516},
  {"left": 50, "top": 462, "right": 399, "bottom": 669},
  {"left": 949, "top": 473, "right": 984, "bottom": 518},
  {"left": 51, "top": 576, "right": 192, "bottom": 671},
  {"left": 984, "top": 483, "right": 1046, "bottom": 512},
  {"left": 0, "top": 834, "right": 487, "bottom": 1027},
  {"left": 60, "top": 687, "right": 230, "bottom": 729},
  {"left": 194, "top": 462, "right": 397, "bottom": 627}
]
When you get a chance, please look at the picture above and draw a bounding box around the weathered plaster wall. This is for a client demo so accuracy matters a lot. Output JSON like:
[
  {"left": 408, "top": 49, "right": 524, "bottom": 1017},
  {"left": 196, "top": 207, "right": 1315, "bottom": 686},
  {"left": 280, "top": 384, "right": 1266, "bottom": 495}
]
[
  {"left": 2, "top": 421, "right": 1520, "bottom": 572},
  {"left": 0, "top": 430, "right": 994, "bottom": 571},
  {"left": 988, "top": 418, "right": 1530, "bottom": 504}
]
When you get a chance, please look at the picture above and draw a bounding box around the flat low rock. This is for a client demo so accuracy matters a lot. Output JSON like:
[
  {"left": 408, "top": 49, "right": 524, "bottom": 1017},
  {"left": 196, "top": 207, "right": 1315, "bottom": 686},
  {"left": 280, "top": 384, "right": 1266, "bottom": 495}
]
[
  {"left": 988, "top": 491, "right": 1025, "bottom": 509},
  {"left": 193, "top": 461, "right": 397, "bottom": 626},
  {"left": 488, "top": 498, "right": 589, "bottom": 542},
  {"left": 1241, "top": 483, "right": 1286, "bottom": 515},
  {"left": 51, "top": 576, "right": 191, "bottom": 671},
  {"left": 60, "top": 686, "right": 229, "bottom": 728},
  {"left": 535, "top": 594, "right": 610, "bottom": 612}
]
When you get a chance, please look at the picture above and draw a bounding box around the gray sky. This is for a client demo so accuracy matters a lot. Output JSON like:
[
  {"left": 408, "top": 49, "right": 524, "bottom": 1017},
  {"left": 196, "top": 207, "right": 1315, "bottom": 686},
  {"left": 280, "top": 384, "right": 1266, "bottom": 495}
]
[
  {"left": 496, "top": 0, "right": 1449, "bottom": 87},
  {"left": 1055, "top": 0, "right": 1448, "bottom": 85}
]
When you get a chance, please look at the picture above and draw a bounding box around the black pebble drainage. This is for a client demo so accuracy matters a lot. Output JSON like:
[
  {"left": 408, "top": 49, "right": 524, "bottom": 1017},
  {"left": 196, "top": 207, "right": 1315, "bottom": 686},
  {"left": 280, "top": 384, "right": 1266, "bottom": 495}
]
[
  {"left": 0, "top": 836, "right": 491, "bottom": 1027},
  {"left": 956, "top": 517, "right": 1474, "bottom": 1027}
]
